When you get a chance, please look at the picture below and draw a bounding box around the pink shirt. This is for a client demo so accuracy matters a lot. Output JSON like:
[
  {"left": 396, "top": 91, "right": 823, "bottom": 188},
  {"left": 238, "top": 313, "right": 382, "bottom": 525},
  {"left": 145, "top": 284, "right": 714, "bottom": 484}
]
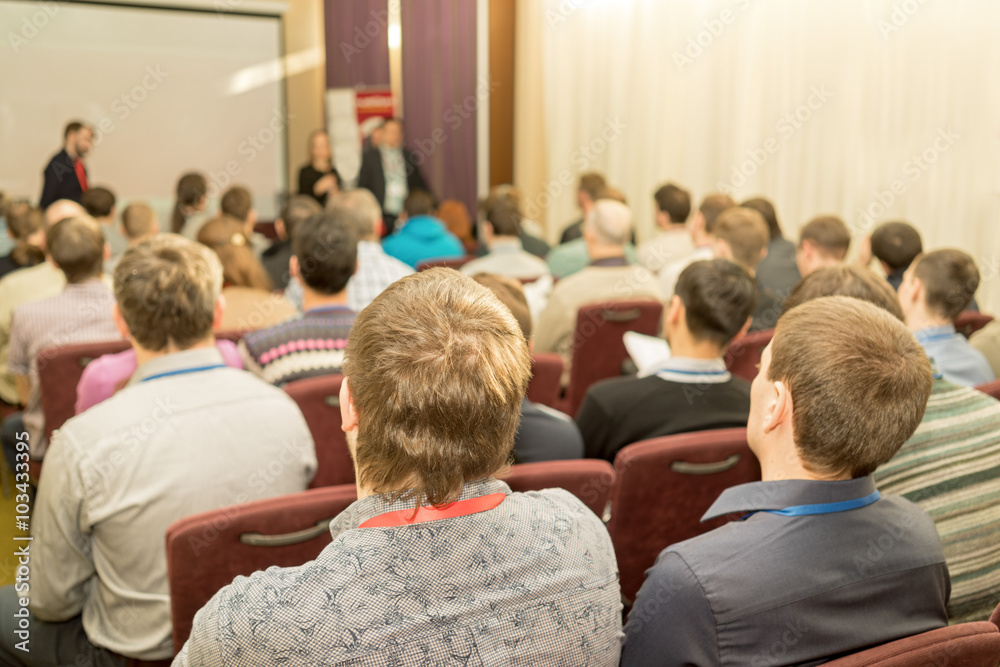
[{"left": 74, "top": 340, "right": 245, "bottom": 414}]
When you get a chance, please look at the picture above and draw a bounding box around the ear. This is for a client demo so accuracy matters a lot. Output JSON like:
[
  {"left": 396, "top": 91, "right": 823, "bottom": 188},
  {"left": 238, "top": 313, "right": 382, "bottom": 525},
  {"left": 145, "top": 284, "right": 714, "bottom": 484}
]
[
  {"left": 736, "top": 316, "right": 752, "bottom": 339},
  {"left": 759, "top": 245, "right": 768, "bottom": 262},
  {"left": 375, "top": 217, "right": 385, "bottom": 238},
  {"left": 910, "top": 275, "right": 925, "bottom": 305},
  {"left": 275, "top": 218, "right": 287, "bottom": 241},
  {"left": 104, "top": 241, "right": 111, "bottom": 262},
  {"left": 212, "top": 294, "right": 226, "bottom": 330},
  {"left": 340, "top": 377, "right": 359, "bottom": 434},
  {"left": 482, "top": 221, "right": 495, "bottom": 244},
  {"left": 765, "top": 379, "right": 793, "bottom": 434},
  {"left": 712, "top": 238, "right": 731, "bottom": 260},
  {"left": 667, "top": 294, "right": 684, "bottom": 327},
  {"left": 289, "top": 255, "right": 300, "bottom": 280},
  {"left": 112, "top": 303, "right": 131, "bottom": 340}
]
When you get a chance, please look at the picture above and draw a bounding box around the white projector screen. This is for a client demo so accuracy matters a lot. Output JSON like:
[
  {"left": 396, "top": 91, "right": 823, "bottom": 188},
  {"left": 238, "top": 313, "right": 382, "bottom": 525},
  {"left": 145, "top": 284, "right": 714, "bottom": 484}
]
[{"left": 0, "top": 1, "right": 287, "bottom": 220}]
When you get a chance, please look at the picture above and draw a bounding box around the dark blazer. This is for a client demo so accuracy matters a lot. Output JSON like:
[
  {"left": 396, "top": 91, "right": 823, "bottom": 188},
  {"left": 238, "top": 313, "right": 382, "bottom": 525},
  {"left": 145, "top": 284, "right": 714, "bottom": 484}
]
[
  {"left": 40, "top": 149, "right": 84, "bottom": 209},
  {"left": 356, "top": 146, "right": 432, "bottom": 211}
]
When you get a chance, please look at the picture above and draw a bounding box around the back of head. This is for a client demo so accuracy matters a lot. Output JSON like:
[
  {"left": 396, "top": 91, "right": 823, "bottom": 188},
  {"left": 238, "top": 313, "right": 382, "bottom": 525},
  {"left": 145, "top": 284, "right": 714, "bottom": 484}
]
[
  {"left": 578, "top": 172, "right": 606, "bottom": 201},
  {"left": 46, "top": 215, "right": 104, "bottom": 283},
  {"left": 585, "top": 199, "right": 632, "bottom": 246},
  {"left": 328, "top": 188, "right": 380, "bottom": 239},
  {"left": 121, "top": 202, "right": 158, "bottom": 241},
  {"left": 343, "top": 268, "right": 531, "bottom": 507},
  {"left": 472, "top": 273, "right": 531, "bottom": 340},
  {"left": 595, "top": 186, "right": 627, "bottom": 205},
  {"left": 404, "top": 189, "right": 436, "bottom": 218},
  {"left": 82, "top": 186, "right": 116, "bottom": 219},
  {"left": 7, "top": 202, "right": 46, "bottom": 267},
  {"left": 713, "top": 207, "right": 769, "bottom": 270},
  {"left": 768, "top": 296, "right": 932, "bottom": 477},
  {"left": 172, "top": 172, "right": 208, "bottom": 233},
  {"left": 45, "top": 199, "right": 86, "bottom": 228},
  {"left": 699, "top": 193, "right": 737, "bottom": 233},
  {"left": 782, "top": 265, "right": 904, "bottom": 320},
  {"left": 799, "top": 215, "right": 850, "bottom": 260},
  {"left": 912, "top": 249, "right": 980, "bottom": 320},
  {"left": 437, "top": 200, "right": 473, "bottom": 242},
  {"left": 280, "top": 195, "right": 322, "bottom": 239},
  {"left": 654, "top": 183, "right": 691, "bottom": 224},
  {"left": 114, "top": 235, "right": 222, "bottom": 351},
  {"left": 292, "top": 211, "right": 358, "bottom": 295},
  {"left": 486, "top": 199, "right": 522, "bottom": 237},
  {"left": 480, "top": 185, "right": 523, "bottom": 225},
  {"left": 741, "top": 197, "right": 781, "bottom": 240},
  {"left": 675, "top": 259, "right": 758, "bottom": 347},
  {"left": 221, "top": 185, "right": 253, "bottom": 222},
  {"left": 197, "top": 215, "right": 272, "bottom": 291},
  {"left": 871, "top": 221, "right": 923, "bottom": 271}
]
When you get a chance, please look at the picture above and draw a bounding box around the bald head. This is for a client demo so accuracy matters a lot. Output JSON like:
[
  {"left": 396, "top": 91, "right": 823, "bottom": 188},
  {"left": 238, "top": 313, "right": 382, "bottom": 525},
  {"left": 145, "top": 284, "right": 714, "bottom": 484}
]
[
  {"left": 585, "top": 199, "right": 632, "bottom": 247},
  {"left": 45, "top": 199, "right": 86, "bottom": 227}
]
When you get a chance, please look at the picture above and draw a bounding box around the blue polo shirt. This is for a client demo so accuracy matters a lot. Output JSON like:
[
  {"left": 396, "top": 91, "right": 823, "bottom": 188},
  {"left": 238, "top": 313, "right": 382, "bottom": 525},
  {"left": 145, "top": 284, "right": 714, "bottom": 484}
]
[{"left": 915, "top": 324, "right": 995, "bottom": 388}]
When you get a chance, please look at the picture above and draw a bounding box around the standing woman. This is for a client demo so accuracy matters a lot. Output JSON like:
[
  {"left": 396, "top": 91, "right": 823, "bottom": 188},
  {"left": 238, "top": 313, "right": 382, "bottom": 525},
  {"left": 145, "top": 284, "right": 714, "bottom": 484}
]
[{"left": 298, "top": 130, "right": 341, "bottom": 208}]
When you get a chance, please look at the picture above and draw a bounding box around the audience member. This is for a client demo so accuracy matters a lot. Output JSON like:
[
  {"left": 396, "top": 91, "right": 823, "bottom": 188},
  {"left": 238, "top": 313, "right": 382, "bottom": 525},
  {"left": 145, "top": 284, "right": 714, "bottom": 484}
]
[
  {"left": 483, "top": 184, "right": 550, "bottom": 258},
  {"left": 622, "top": 296, "right": 948, "bottom": 665},
  {"left": 461, "top": 199, "right": 549, "bottom": 280},
  {"left": 742, "top": 196, "right": 800, "bottom": 297},
  {"left": 437, "top": 199, "right": 478, "bottom": 255},
  {"left": 559, "top": 171, "right": 606, "bottom": 244},
  {"left": 82, "top": 185, "right": 128, "bottom": 270},
  {"left": 1, "top": 215, "right": 118, "bottom": 465},
  {"left": 382, "top": 189, "right": 464, "bottom": 269},
  {"left": 356, "top": 117, "right": 432, "bottom": 235},
  {"left": 174, "top": 171, "right": 210, "bottom": 237},
  {"left": 868, "top": 220, "right": 923, "bottom": 290},
  {"left": 240, "top": 211, "right": 358, "bottom": 385},
  {"left": 260, "top": 194, "right": 321, "bottom": 289},
  {"left": 0, "top": 235, "right": 315, "bottom": 664},
  {"left": 119, "top": 201, "right": 160, "bottom": 246},
  {"left": 0, "top": 199, "right": 85, "bottom": 406},
  {"left": 196, "top": 215, "right": 297, "bottom": 330},
  {"left": 897, "top": 249, "right": 993, "bottom": 386},
  {"left": 658, "top": 193, "right": 735, "bottom": 297},
  {"left": 795, "top": 214, "right": 850, "bottom": 276},
  {"left": 39, "top": 121, "right": 92, "bottom": 209},
  {"left": 637, "top": 182, "right": 693, "bottom": 272},
  {"left": 712, "top": 206, "right": 783, "bottom": 332},
  {"left": 546, "top": 186, "right": 639, "bottom": 279},
  {"left": 177, "top": 268, "right": 622, "bottom": 665},
  {"left": 0, "top": 191, "right": 10, "bottom": 258},
  {"left": 220, "top": 184, "right": 268, "bottom": 256},
  {"left": 473, "top": 273, "right": 584, "bottom": 463},
  {"left": 535, "top": 199, "right": 662, "bottom": 377},
  {"left": 783, "top": 265, "right": 1000, "bottom": 625},
  {"left": 297, "top": 129, "right": 341, "bottom": 207},
  {"left": 0, "top": 202, "right": 45, "bottom": 280},
  {"left": 576, "top": 259, "right": 755, "bottom": 462},
  {"left": 971, "top": 320, "right": 1000, "bottom": 379}
]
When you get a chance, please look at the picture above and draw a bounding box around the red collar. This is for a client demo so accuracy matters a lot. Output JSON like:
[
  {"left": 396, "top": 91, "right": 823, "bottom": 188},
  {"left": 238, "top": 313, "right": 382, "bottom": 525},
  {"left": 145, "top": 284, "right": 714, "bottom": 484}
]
[{"left": 359, "top": 492, "right": 506, "bottom": 528}]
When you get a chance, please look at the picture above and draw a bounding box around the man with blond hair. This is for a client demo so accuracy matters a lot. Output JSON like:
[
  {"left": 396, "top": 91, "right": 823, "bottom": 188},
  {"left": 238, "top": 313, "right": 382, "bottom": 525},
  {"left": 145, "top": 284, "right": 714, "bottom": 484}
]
[
  {"left": 178, "top": 269, "right": 623, "bottom": 665},
  {"left": 0, "top": 235, "right": 316, "bottom": 664},
  {"left": 623, "top": 296, "right": 948, "bottom": 666},
  {"left": 120, "top": 201, "right": 160, "bottom": 247},
  {"left": 712, "top": 206, "right": 784, "bottom": 331}
]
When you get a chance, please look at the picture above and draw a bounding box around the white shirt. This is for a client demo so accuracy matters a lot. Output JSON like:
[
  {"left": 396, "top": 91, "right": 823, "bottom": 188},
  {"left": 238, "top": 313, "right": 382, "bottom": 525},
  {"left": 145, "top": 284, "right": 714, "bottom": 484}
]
[
  {"left": 637, "top": 227, "right": 694, "bottom": 273},
  {"left": 347, "top": 240, "right": 415, "bottom": 312},
  {"left": 658, "top": 245, "right": 714, "bottom": 298},
  {"left": 460, "top": 238, "right": 551, "bottom": 280}
]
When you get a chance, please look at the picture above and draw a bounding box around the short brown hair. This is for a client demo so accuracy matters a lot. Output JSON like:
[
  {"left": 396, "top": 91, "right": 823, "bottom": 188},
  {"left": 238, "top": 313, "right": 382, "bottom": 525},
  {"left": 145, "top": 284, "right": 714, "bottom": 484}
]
[
  {"left": 328, "top": 189, "right": 380, "bottom": 238},
  {"left": 472, "top": 273, "right": 531, "bottom": 340},
  {"left": 293, "top": 211, "right": 358, "bottom": 295},
  {"left": 912, "top": 249, "right": 980, "bottom": 320},
  {"left": 675, "top": 259, "right": 758, "bottom": 347},
  {"left": 404, "top": 189, "right": 436, "bottom": 217},
  {"left": 81, "top": 186, "right": 116, "bottom": 218},
  {"left": 280, "top": 195, "right": 322, "bottom": 239},
  {"left": 197, "top": 215, "right": 272, "bottom": 291},
  {"left": 578, "top": 172, "right": 606, "bottom": 200},
  {"left": 595, "top": 186, "right": 627, "bottom": 205},
  {"left": 220, "top": 185, "right": 253, "bottom": 222},
  {"left": 799, "top": 215, "right": 850, "bottom": 260},
  {"left": 741, "top": 197, "right": 781, "bottom": 240},
  {"left": 5, "top": 202, "right": 45, "bottom": 268},
  {"left": 485, "top": 199, "right": 521, "bottom": 237},
  {"left": 699, "top": 193, "right": 737, "bottom": 233},
  {"left": 121, "top": 202, "right": 158, "bottom": 241},
  {"left": 713, "top": 207, "right": 769, "bottom": 270},
  {"left": 871, "top": 221, "right": 922, "bottom": 271},
  {"left": 47, "top": 216, "right": 104, "bottom": 283},
  {"left": 782, "top": 265, "right": 904, "bottom": 321},
  {"left": 654, "top": 183, "right": 691, "bottom": 224},
  {"left": 768, "top": 296, "right": 932, "bottom": 477},
  {"left": 114, "top": 236, "right": 222, "bottom": 351},
  {"left": 343, "top": 269, "right": 531, "bottom": 507},
  {"left": 171, "top": 172, "right": 208, "bottom": 234}
]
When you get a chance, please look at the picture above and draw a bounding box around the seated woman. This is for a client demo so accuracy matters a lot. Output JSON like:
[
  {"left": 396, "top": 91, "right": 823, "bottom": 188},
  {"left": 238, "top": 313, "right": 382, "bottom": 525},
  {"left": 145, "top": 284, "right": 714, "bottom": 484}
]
[
  {"left": 197, "top": 215, "right": 297, "bottom": 331},
  {"left": 0, "top": 201, "right": 45, "bottom": 280}
]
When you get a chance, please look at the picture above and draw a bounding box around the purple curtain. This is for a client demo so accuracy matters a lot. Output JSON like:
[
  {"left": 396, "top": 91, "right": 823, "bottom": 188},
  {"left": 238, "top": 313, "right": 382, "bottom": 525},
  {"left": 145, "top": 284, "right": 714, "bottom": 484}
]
[
  {"left": 325, "top": 0, "right": 391, "bottom": 88},
  {"left": 400, "top": 0, "right": 478, "bottom": 216}
]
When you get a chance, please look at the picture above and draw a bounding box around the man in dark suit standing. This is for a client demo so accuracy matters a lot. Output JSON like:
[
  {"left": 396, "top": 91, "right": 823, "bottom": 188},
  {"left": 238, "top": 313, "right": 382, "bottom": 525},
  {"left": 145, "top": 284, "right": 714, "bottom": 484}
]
[
  {"left": 40, "top": 121, "right": 93, "bottom": 210},
  {"left": 356, "top": 118, "right": 432, "bottom": 236}
]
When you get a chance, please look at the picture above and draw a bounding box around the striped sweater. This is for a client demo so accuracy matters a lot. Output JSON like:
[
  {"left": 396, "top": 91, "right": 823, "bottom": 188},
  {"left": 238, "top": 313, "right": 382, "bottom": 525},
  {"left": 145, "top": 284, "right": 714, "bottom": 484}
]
[
  {"left": 875, "top": 378, "right": 1000, "bottom": 624},
  {"left": 239, "top": 305, "right": 356, "bottom": 386}
]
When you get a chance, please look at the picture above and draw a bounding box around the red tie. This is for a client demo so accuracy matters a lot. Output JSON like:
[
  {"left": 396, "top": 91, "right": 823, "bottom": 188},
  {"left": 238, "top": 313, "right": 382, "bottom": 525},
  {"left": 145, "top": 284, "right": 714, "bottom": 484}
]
[{"left": 74, "top": 160, "right": 88, "bottom": 192}]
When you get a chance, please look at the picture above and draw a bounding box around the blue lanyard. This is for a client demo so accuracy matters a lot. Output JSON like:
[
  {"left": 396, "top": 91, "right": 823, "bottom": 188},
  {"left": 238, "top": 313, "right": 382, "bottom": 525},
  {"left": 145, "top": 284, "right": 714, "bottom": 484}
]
[
  {"left": 746, "top": 490, "right": 881, "bottom": 519},
  {"left": 141, "top": 364, "right": 227, "bottom": 383},
  {"left": 918, "top": 333, "right": 954, "bottom": 344},
  {"left": 656, "top": 368, "right": 729, "bottom": 377}
]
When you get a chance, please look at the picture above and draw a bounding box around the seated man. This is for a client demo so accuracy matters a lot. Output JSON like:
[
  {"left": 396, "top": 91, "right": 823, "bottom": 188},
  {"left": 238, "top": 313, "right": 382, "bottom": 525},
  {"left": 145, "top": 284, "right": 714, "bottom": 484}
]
[
  {"left": 742, "top": 196, "right": 800, "bottom": 298},
  {"left": 81, "top": 185, "right": 127, "bottom": 271},
  {"left": 783, "top": 265, "right": 1000, "bottom": 624},
  {"left": 177, "top": 269, "right": 623, "bottom": 665},
  {"left": 473, "top": 273, "right": 583, "bottom": 463},
  {"left": 868, "top": 220, "right": 922, "bottom": 291},
  {"left": 545, "top": 186, "right": 639, "bottom": 280},
  {"left": 120, "top": 201, "right": 160, "bottom": 247},
  {"left": 261, "top": 194, "right": 321, "bottom": 289},
  {"left": 712, "top": 206, "right": 784, "bottom": 331},
  {"left": 795, "top": 214, "right": 851, "bottom": 277},
  {"left": 622, "top": 296, "right": 949, "bottom": 666},
  {"left": 0, "top": 235, "right": 316, "bottom": 664},
  {"left": 657, "top": 193, "right": 735, "bottom": 297},
  {"left": 382, "top": 189, "right": 464, "bottom": 269},
  {"left": 558, "top": 171, "right": 605, "bottom": 244},
  {"left": 534, "top": 198, "right": 663, "bottom": 378},
  {"left": 1, "top": 216, "right": 119, "bottom": 465},
  {"left": 576, "top": 259, "right": 756, "bottom": 462},
  {"left": 461, "top": 199, "right": 549, "bottom": 280},
  {"left": 636, "top": 182, "right": 693, "bottom": 273},
  {"left": 220, "top": 184, "right": 268, "bottom": 256},
  {"left": 899, "top": 249, "right": 994, "bottom": 387},
  {"left": 241, "top": 211, "right": 358, "bottom": 385}
]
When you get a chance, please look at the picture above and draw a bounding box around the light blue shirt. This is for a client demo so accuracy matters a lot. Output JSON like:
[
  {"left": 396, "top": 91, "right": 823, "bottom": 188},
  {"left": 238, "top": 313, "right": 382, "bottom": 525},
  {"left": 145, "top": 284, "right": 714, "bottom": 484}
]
[{"left": 915, "top": 324, "right": 995, "bottom": 388}]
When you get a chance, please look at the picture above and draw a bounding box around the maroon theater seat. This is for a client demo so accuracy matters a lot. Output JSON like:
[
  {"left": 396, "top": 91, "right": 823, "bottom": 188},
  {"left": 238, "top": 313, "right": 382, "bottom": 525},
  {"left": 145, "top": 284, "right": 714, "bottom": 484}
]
[
  {"left": 725, "top": 328, "right": 774, "bottom": 383},
  {"left": 823, "top": 622, "right": 1000, "bottom": 666},
  {"left": 955, "top": 312, "right": 995, "bottom": 339},
  {"left": 500, "top": 459, "right": 615, "bottom": 518},
  {"left": 282, "top": 374, "right": 355, "bottom": 488},
  {"left": 526, "top": 353, "right": 563, "bottom": 409},
  {"left": 165, "top": 484, "right": 358, "bottom": 654},
  {"left": 977, "top": 379, "right": 1000, "bottom": 402}
]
